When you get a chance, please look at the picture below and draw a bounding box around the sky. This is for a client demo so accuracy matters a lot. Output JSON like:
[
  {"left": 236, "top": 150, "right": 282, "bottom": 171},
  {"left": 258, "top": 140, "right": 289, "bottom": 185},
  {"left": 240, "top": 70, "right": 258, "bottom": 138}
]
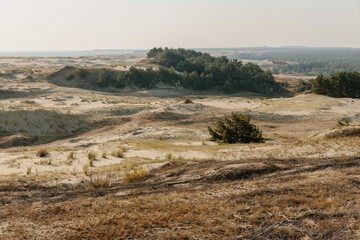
[{"left": 0, "top": 0, "right": 359, "bottom": 51}]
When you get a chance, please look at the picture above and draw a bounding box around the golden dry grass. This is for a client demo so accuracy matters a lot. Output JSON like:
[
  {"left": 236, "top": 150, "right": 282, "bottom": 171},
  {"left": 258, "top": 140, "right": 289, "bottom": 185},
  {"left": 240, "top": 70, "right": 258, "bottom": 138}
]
[{"left": 0, "top": 156, "right": 359, "bottom": 239}]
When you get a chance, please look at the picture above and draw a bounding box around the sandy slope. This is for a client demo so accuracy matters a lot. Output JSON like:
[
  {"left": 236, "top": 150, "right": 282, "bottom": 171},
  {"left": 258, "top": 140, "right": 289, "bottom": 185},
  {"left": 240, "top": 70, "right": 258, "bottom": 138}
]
[{"left": 0, "top": 72, "right": 358, "bottom": 177}]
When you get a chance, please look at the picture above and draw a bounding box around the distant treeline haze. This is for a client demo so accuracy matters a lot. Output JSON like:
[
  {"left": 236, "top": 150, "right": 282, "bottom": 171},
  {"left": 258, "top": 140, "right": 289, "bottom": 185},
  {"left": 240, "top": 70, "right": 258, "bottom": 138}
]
[{"left": 234, "top": 47, "right": 360, "bottom": 76}]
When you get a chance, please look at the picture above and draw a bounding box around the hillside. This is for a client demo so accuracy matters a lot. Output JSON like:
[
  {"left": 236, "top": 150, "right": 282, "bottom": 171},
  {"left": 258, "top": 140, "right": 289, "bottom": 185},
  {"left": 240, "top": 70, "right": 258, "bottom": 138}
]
[{"left": 48, "top": 48, "right": 291, "bottom": 97}]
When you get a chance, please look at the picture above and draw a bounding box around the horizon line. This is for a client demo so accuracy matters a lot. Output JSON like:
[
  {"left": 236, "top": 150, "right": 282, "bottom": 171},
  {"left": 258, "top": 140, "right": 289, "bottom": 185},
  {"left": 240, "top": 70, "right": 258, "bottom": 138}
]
[{"left": 1, "top": 46, "right": 360, "bottom": 52}]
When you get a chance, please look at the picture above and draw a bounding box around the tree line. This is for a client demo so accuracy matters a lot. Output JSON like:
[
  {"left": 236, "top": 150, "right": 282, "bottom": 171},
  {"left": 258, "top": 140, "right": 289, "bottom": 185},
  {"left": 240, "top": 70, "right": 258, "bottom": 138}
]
[
  {"left": 296, "top": 71, "right": 360, "bottom": 98},
  {"left": 115, "top": 47, "right": 285, "bottom": 94},
  {"left": 272, "top": 61, "right": 360, "bottom": 76}
]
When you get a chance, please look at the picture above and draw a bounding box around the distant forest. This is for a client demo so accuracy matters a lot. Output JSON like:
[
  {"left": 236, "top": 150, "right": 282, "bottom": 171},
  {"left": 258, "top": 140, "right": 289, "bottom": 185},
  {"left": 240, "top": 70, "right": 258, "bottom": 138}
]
[
  {"left": 272, "top": 62, "right": 360, "bottom": 76},
  {"left": 112, "top": 48, "right": 286, "bottom": 94},
  {"left": 220, "top": 47, "right": 360, "bottom": 76}
]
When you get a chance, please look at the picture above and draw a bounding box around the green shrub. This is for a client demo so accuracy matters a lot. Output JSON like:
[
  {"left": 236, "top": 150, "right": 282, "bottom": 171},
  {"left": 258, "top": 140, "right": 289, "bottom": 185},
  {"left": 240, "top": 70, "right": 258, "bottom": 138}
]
[
  {"left": 78, "top": 68, "right": 88, "bottom": 78},
  {"left": 115, "top": 73, "right": 127, "bottom": 89},
  {"left": 295, "top": 79, "right": 313, "bottom": 93},
  {"left": 66, "top": 74, "right": 74, "bottom": 81},
  {"left": 311, "top": 72, "right": 360, "bottom": 98},
  {"left": 337, "top": 120, "right": 350, "bottom": 128},
  {"left": 97, "top": 69, "right": 112, "bottom": 87},
  {"left": 208, "top": 113, "right": 264, "bottom": 144}
]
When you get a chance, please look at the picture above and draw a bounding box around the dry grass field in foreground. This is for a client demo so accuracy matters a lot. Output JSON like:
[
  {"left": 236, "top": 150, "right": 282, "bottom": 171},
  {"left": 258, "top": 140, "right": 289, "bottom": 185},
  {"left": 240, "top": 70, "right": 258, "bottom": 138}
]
[
  {"left": 0, "top": 63, "right": 359, "bottom": 239},
  {"left": 0, "top": 155, "right": 359, "bottom": 239}
]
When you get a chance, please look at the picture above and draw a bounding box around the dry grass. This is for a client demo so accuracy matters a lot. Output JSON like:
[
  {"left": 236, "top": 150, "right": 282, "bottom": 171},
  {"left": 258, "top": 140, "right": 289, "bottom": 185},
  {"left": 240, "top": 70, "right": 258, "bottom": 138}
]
[
  {"left": 88, "top": 175, "right": 111, "bottom": 189},
  {"left": 67, "top": 151, "right": 75, "bottom": 160},
  {"left": 165, "top": 152, "right": 173, "bottom": 161},
  {"left": 88, "top": 152, "right": 96, "bottom": 167},
  {"left": 82, "top": 164, "right": 89, "bottom": 176},
  {"left": 35, "top": 158, "right": 52, "bottom": 165},
  {"left": 88, "top": 153, "right": 96, "bottom": 161},
  {"left": 123, "top": 167, "right": 148, "bottom": 182},
  {"left": 111, "top": 149, "right": 125, "bottom": 158},
  {"left": 325, "top": 126, "right": 360, "bottom": 138},
  {"left": 1, "top": 158, "right": 359, "bottom": 239}
]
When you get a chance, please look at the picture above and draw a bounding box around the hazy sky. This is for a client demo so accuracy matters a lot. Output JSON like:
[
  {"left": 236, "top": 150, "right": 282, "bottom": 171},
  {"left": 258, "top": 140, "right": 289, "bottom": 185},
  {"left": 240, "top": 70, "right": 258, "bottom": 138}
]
[{"left": 0, "top": 0, "right": 360, "bottom": 51}]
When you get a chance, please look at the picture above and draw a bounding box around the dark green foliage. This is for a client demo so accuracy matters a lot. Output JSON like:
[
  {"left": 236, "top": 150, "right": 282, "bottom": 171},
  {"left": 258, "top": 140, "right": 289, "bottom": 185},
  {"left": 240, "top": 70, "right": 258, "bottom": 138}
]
[
  {"left": 145, "top": 47, "right": 284, "bottom": 94},
  {"left": 72, "top": 48, "right": 286, "bottom": 95},
  {"left": 97, "top": 69, "right": 113, "bottom": 87},
  {"left": 66, "top": 74, "right": 74, "bottom": 81},
  {"left": 337, "top": 120, "right": 350, "bottom": 128},
  {"left": 296, "top": 79, "right": 313, "bottom": 93},
  {"left": 122, "top": 66, "right": 182, "bottom": 89},
  {"left": 115, "top": 73, "right": 127, "bottom": 89},
  {"left": 147, "top": 47, "right": 164, "bottom": 58},
  {"left": 311, "top": 71, "right": 360, "bottom": 98},
  {"left": 78, "top": 68, "right": 88, "bottom": 78},
  {"left": 208, "top": 113, "right": 264, "bottom": 144}
]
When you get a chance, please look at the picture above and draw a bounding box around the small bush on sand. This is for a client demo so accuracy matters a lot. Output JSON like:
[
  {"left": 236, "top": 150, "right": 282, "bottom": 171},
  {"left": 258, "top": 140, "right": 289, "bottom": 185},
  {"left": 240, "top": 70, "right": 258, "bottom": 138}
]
[
  {"left": 184, "top": 97, "right": 193, "bottom": 104},
  {"left": 36, "top": 149, "right": 48, "bottom": 157},
  {"left": 208, "top": 113, "right": 264, "bottom": 144},
  {"left": 111, "top": 150, "right": 124, "bottom": 158},
  {"left": 337, "top": 120, "right": 350, "bottom": 128},
  {"left": 123, "top": 168, "right": 148, "bottom": 182},
  {"left": 88, "top": 152, "right": 96, "bottom": 161}
]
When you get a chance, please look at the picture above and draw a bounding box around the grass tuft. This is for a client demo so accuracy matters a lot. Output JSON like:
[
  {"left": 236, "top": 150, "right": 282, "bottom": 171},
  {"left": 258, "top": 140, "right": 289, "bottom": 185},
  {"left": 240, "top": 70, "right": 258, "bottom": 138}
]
[
  {"left": 67, "top": 152, "right": 75, "bottom": 160},
  {"left": 123, "top": 167, "right": 148, "bottom": 182},
  {"left": 111, "top": 150, "right": 124, "bottom": 158},
  {"left": 88, "top": 175, "right": 111, "bottom": 189}
]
